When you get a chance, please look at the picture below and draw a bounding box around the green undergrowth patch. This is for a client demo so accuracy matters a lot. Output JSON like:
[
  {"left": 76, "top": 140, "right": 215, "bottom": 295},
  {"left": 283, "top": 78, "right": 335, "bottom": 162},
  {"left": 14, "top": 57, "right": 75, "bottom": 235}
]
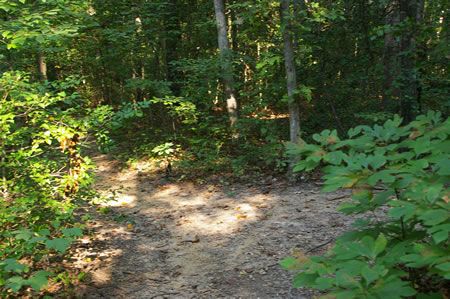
[
  {"left": 282, "top": 111, "right": 450, "bottom": 298},
  {"left": 0, "top": 72, "right": 107, "bottom": 297}
]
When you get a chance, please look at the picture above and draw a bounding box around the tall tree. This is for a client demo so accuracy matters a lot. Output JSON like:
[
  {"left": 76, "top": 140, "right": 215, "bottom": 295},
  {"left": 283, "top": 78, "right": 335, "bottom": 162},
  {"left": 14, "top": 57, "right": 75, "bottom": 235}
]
[
  {"left": 383, "top": 0, "right": 400, "bottom": 112},
  {"left": 398, "top": 0, "right": 425, "bottom": 122},
  {"left": 38, "top": 52, "right": 48, "bottom": 81},
  {"left": 280, "top": 0, "right": 301, "bottom": 143},
  {"left": 213, "top": 0, "right": 239, "bottom": 140},
  {"left": 383, "top": 0, "right": 426, "bottom": 122}
]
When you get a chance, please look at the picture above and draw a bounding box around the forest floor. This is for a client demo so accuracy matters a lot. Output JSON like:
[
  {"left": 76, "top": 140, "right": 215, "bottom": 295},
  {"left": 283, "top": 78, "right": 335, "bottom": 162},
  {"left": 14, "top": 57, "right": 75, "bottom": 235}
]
[{"left": 71, "top": 151, "right": 367, "bottom": 299}]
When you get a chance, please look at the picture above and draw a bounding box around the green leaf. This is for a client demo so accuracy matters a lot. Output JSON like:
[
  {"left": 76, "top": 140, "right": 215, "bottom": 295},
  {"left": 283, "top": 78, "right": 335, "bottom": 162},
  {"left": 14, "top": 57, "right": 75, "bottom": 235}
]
[
  {"left": 418, "top": 209, "right": 448, "bottom": 226},
  {"left": 348, "top": 126, "right": 362, "bottom": 138},
  {"left": 367, "top": 170, "right": 396, "bottom": 185},
  {"left": 292, "top": 273, "right": 319, "bottom": 288},
  {"left": 336, "top": 267, "right": 361, "bottom": 288},
  {"left": 338, "top": 202, "right": 360, "bottom": 215},
  {"left": 427, "top": 224, "right": 450, "bottom": 244},
  {"left": 280, "top": 257, "right": 299, "bottom": 270},
  {"left": 6, "top": 276, "right": 27, "bottom": 293},
  {"left": 45, "top": 238, "right": 74, "bottom": 253},
  {"left": 0, "top": 259, "right": 27, "bottom": 274},
  {"left": 369, "top": 154, "right": 386, "bottom": 170},
  {"left": 12, "top": 229, "right": 33, "bottom": 241},
  {"left": 36, "top": 35, "right": 45, "bottom": 44},
  {"left": 437, "top": 159, "right": 450, "bottom": 175},
  {"left": 324, "top": 151, "right": 345, "bottom": 165},
  {"left": 373, "top": 235, "right": 387, "bottom": 257},
  {"left": 38, "top": 228, "right": 51, "bottom": 236},
  {"left": 432, "top": 230, "right": 448, "bottom": 244},
  {"left": 371, "top": 277, "right": 416, "bottom": 298},
  {"left": 400, "top": 254, "right": 426, "bottom": 268},
  {"left": 322, "top": 175, "right": 357, "bottom": 192},
  {"left": 435, "top": 262, "right": 450, "bottom": 272},
  {"left": 28, "top": 236, "right": 48, "bottom": 244},
  {"left": 61, "top": 227, "right": 83, "bottom": 237},
  {"left": 361, "top": 265, "right": 379, "bottom": 285},
  {"left": 27, "top": 271, "right": 53, "bottom": 292},
  {"left": 315, "top": 277, "right": 334, "bottom": 290}
]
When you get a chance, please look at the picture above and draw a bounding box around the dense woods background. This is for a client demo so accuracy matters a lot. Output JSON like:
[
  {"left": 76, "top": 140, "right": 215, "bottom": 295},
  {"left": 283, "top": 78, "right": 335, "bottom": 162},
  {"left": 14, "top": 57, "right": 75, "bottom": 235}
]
[
  {"left": 0, "top": 0, "right": 449, "bottom": 296},
  {"left": 2, "top": 0, "right": 448, "bottom": 168}
]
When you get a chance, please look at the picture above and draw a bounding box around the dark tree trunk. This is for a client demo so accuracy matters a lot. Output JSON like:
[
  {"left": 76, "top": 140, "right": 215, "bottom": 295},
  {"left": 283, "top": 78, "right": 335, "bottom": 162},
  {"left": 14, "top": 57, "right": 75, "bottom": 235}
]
[{"left": 383, "top": 0, "right": 426, "bottom": 122}]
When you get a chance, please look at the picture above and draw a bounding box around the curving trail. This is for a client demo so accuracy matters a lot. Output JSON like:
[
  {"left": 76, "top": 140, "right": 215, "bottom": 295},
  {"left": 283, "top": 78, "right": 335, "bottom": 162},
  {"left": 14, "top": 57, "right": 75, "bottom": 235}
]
[{"left": 75, "top": 153, "right": 356, "bottom": 298}]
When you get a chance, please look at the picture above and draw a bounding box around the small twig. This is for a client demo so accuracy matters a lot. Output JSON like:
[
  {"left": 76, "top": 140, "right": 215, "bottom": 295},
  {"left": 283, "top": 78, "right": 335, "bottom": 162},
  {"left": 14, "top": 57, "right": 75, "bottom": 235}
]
[
  {"left": 305, "top": 239, "right": 334, "bottom": 254},
  {"left": 155, "top": 241, "right": 169, "bottom": 248},
  {"left": 372, "top": 186, "right": 388, "bottom": 191},
  {"left": 326, "top": 194, "right": 347, "bottom": 201}
]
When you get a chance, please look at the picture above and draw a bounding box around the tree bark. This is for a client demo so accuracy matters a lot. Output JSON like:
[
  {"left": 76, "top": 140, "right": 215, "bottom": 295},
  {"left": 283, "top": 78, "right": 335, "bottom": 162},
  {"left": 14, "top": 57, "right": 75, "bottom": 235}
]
[
  {"left": 280, "top": 0, "right": 301, "bottom": 143},
  {"left": 213, "top": 0, "right": 239, "bottom": 140},
  {"left": 383, "top": 0, "right": 400, "bottom": 112},
  {"left": 38, "top": 52, "right": 48, "bottom": 81},
  {"left": 398, "top": 0, "right": 425, "bottom": 123},
  {"left": 165, "top": 0, "right": 182, "bottom": 96},
  {"left": 383, "top": 0, "right": 426, "bottom": 122}
]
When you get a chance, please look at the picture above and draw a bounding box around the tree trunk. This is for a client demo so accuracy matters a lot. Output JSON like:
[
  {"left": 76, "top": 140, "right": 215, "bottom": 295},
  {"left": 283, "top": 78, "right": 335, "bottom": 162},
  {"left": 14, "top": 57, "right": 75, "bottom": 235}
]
[
  {"left": 280, "top": 0, "right": 301, "bottom": 143},
  {"left": 165, "top": 0, "right": 183, "bottom": 96},
  {"left": 213, "top": 0, "right": 239, "bottom": 140},
  {"left": 398, "top": 0, "right": 425, "bottom": 123},
  {"left": 383, "top": 0, "right": 426, "bottom": 122},
  {"left": 383, "top": 0, "right": 400, "bottom": 113},
  {"left": 38, "top": 52, "right": 48, "bottom": 81}
]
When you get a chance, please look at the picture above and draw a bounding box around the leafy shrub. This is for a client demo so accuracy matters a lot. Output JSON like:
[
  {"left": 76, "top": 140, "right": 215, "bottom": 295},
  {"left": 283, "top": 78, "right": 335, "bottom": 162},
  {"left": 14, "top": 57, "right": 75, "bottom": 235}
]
[
  {"left": 282, "top": 111, "right": 449, "bottom": 298},
  {"left": 0, "top": 72, "right": 94, "bottom": 295}
]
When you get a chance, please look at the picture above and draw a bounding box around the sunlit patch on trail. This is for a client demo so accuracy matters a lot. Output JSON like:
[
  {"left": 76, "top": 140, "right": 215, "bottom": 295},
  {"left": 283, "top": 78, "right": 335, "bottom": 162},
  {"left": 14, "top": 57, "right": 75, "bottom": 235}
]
[{"left": 105, "top": 194, "right": 137, "bottom": 207}]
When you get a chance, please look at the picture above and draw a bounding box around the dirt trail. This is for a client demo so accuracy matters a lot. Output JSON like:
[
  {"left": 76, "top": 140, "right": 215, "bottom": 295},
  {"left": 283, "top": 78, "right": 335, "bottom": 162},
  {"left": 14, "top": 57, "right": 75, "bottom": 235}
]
[{"left": 75, "top": 153, "right": 357, "bottom": 298}]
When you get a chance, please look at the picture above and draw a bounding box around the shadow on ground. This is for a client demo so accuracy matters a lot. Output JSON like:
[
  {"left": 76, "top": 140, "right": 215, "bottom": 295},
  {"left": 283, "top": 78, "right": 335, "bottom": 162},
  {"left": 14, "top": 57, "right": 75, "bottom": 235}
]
[{"left": 74, "top": 152, "right": 357, "bottom": 299}]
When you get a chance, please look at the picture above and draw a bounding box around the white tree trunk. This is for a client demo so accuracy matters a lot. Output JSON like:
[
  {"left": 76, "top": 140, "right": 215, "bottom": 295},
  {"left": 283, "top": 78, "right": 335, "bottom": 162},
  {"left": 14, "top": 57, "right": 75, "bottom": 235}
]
[
  {"left": 213, "top": 0, "right": 239, "bottom": 140},
  {"left": 38, "top": 52, "right": 48, "bottom": 81}
]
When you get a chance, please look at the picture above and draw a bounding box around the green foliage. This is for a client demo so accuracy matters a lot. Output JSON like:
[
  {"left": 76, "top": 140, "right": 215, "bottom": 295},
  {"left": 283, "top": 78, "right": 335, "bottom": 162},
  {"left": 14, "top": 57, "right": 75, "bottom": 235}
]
[
  {"left": 0, "top": 71, "right": 93, "bottom": 295},
  {"left": 1, "top": 0, "right": 447, "bottom": 296},
  {"left": 283, "top": 111, "right": 450, "bottom": 297}
]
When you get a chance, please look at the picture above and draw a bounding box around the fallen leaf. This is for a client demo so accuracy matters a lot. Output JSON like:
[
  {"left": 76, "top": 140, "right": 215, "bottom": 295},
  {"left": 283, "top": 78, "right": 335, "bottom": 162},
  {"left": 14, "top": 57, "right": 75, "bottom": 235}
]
[
  {"left": 84, "top": 258, "right": 91, "bottom": 262},
  {"left": 237, "top": 215, "right": 248, "bottom": 219},
  {"left": 127, "top": 224, "right": 133, "bottom": 229}
]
